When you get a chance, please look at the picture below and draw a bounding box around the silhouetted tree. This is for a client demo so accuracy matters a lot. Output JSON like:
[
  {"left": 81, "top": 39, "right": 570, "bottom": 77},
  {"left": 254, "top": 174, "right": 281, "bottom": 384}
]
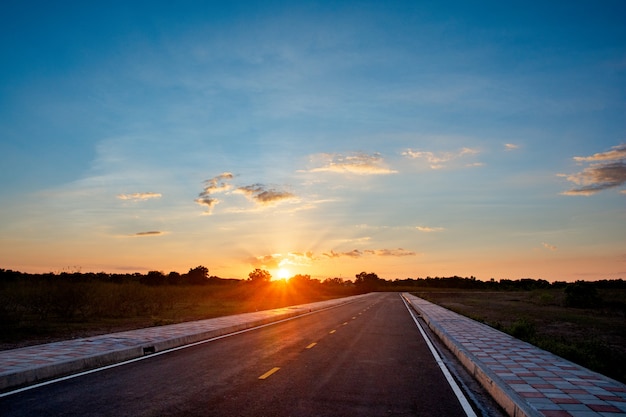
[
  {"left": 167, "top": 271, "right": 182, "bottom": 285},
  {"left": 248, "top": 268, "right": 271, "bottom": 284},
  {"left": 141, "top": 271, "right": 166, "bottom": 286},
  {"left": 185, "top": 266, "right": 210, "bottom": 285},
  {"left": 354, "top": 271, "right": 382, "bottom": 293},
  {"left": 290, "top": 274, "right": 312, "bottom": 285}
]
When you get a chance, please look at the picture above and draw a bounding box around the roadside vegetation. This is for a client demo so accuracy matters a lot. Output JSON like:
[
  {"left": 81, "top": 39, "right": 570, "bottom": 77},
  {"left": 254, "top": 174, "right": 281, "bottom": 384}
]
[
  {"left": 0, "top": 266, "right": 354, "bottom": 350},
  {"left": 410, "top": 281, "right": 626, "bottom": 384},
  {"left": 2, "top": 267, "right": 624, "bottom": 384}
]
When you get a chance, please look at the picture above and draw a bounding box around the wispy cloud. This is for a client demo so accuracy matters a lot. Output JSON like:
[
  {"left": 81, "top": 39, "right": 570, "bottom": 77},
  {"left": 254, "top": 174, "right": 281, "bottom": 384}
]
[
  {"left": 402, "top": 147, "right": 480, "bottom": 169},
  {"left": 323, "top": 248, "right": 416, "bottom": 258},
  {"left": 117, "top": 192, "right": 162, "bottom": 201},
  {"left": 416, "top": 226, "right": 445, "bottom": 232},
  {"left": 573, "top": 143, "right": 626, "bottom": 162},
  {"left": 247, "top": 254, "right": 282, "bottom": 270},
  {"left": 306, "top": 152, "right": 397, "bottom": 175},
  {"left": 195, "top": 172, "right": 234, "bottom": 214},
  {"left": 365, "top": 248, "right": 416, "bottom": 257},
  {"left": 324, "top": 249, "right": 364, "bottom": 258},
  {"left": 504, "top": 143, "right": 520, "bottom": 151},
  {"left": 133, "top": 231, "right": 164, "bottom": 237},
  {"left": 561, "top": 143, "right": 626, "bottom": 196},
  {"left": 542, "top": 242, "right": 557, "bottom": 251},
  {"left": 246, "top": 252, "right": 318, "bottom": 270},
  {"left": 234, "top": 184, "right": 296, "bottom": 206}
]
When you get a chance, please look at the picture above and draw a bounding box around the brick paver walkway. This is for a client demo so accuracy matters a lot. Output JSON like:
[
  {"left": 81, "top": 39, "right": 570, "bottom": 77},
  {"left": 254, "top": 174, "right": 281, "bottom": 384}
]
[
  {"left": 403, "top": 293, "right": 626, "bottom": 417},
  {"left": 3, "top": 293, "right": 625, "bottom": 417}
]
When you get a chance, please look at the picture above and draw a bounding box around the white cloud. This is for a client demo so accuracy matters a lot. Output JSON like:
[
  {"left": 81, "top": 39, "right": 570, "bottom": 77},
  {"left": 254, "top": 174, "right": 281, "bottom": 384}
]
[
  {"left": 416, "top": 226, "right": 445, "bottom": 232},
  {"left": 306, "top": 152, "right": 397, "bottom": 175},
  {"left": 402, "top": 147, "right": 480, "bottom": 169},
  {"left": 117, "top": 192, "right": 162, "bottom": 201}
]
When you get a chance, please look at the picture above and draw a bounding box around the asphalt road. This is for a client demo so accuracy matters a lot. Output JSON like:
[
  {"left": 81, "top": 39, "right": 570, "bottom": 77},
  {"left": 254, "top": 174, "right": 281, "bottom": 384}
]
[{"left": 1, "top": 293, "right": 473, "bottom": 416}]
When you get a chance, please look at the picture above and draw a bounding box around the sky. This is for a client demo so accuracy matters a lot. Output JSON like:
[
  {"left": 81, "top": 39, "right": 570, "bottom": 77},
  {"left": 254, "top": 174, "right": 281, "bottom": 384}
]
[{"left": 1, "top": 1, "right": 625, "bottom": 282}]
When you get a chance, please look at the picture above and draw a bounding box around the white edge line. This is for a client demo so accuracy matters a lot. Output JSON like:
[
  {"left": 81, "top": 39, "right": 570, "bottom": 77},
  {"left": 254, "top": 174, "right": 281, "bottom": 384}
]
[
  {"left": 1, "top": 300, "right": 355, "bottom": 398},
  {"left": 401, "top": 295, "right": 478, "bottom": 417}
]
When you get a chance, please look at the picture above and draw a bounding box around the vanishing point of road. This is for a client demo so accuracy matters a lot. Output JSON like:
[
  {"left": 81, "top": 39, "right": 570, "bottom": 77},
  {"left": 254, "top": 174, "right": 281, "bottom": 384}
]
[{"left": 1, "top": 293, "right": 479, "bottom": 416}]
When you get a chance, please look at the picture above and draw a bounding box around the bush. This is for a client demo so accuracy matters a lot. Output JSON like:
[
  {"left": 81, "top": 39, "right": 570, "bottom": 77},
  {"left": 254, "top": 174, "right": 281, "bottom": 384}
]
[
  {"left": 564, "top": 281, "right": 603, "bottom": 308},
  {"left": 507, "top": 317, "right": 536, "bottom": 340}
]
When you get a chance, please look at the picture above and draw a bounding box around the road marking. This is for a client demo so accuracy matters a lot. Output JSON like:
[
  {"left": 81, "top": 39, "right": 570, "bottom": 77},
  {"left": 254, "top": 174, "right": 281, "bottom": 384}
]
[
  {"left": 342, "top": 322, "right": 348, "bottom": 325},
  {"left": 258, "top": 367, "right": 280, "bottom": 380},
  {"left": 352, "top": 316, "right": 357, "bottom": 320},
  {"left": 0, "top": 300, "right": 358, "bottom": 398},
  {"left": 329, "top": 330, "right": 336, "bottom": 334},
  {"left": 401, "top": 296, "right": 478, "bottom": 417},
  {"left": 306, "top": 342, "right": 317, "bottom": 349}
]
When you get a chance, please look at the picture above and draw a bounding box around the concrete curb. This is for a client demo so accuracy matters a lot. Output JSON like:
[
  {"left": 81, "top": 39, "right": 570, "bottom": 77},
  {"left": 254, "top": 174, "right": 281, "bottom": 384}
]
[
  {"left": 1, "top": 294, "right": 371, "bottom": 392},
  {"left": 402, "top": 293, "right": 540, "bottom": 417}
]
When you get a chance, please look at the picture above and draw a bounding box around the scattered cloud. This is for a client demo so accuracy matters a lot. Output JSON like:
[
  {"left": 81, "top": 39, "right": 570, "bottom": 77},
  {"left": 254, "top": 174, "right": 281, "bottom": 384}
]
[
  {"left": 416, "top": 226, "right": 445, "bottom": 232},
  {"left": 195, "top": 172, "right": 234, "bottom": 214},
  {"left": 284, "top": 251, "right": 317, "bottom": 266},
  {"left": 573, "top": 143, "right": 626, "bottom": 162},
  {"left": 561, "top": 143, "right": 626, "bottom": 196},
  {"left": 133, "top": 231, "right": 164, "bottom": 237},
  {"left": 234, "top": 184, "right": 296, "bottom": 206},
  {"left": 306, "top": 152, "right": 398, "bottom": 175},
  {"left": 246, "top": 251, "right": 318, "bottom": 270},
  {"left": 365, "top": 248, "right": 416, "bottom": 257},
  {"left": 247, "top": 254, "right": 282, "bottom": 270},
  {"left": 323, "top": 248, "right": 416, "bottom": 258},
  {"left": 117, "top": 192, "right": 162, "bottom": 201},
  {"left": 542, "top": 242, "right": 557, "bottom": 251},
  {"left": 402, "top": 147, "right": 480, "bottom": 169},
  {"left": 324, "top": 249, "right": 364, "bottom": 258},
  {"left": 504, "top": 143, "right": 520, "bottom": 151}
]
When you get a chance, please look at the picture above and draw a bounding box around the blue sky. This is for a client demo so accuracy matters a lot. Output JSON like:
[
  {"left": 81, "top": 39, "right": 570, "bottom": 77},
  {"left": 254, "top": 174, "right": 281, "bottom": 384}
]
[{"left": 1, "top": 1, "right": 625, "bottom": 281}]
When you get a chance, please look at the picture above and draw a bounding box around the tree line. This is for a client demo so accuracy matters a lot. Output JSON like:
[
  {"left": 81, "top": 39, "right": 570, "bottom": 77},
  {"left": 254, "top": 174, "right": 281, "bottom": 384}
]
[{"left": 2, "top": 266, "right": 624, "bottom": 294}]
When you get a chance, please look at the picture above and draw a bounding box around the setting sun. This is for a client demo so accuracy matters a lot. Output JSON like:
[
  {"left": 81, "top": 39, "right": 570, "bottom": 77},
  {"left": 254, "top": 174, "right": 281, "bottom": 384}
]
[{"left": 277, "top": 268, "right": 291, "bottom": 280}]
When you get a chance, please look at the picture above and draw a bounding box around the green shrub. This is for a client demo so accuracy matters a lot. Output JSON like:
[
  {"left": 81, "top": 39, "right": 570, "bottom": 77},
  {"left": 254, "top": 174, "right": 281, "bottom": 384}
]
[
  {"left": 564, "top": 281, "right": 603, "bottom": 308},
  {"left": 507, "top": 317, "right": 536, "bottom": 340}
]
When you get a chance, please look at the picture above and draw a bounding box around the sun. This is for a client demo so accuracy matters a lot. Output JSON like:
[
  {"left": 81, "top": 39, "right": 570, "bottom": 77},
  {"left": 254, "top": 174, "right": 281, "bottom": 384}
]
[{"left": 277, "top": 268, "right": 291, "bottom": 280}]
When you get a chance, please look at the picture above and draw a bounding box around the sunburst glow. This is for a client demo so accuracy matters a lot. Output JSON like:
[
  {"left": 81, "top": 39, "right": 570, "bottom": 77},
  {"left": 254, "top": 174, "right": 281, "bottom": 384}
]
[{"left": 277, "top": 268, "right": 291, "bottom": 280}]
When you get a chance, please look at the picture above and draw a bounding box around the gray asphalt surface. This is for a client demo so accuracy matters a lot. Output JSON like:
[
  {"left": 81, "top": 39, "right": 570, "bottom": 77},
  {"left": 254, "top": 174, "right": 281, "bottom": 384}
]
[{"left": 1, "top": 293, "right": 471, "bottom": 417}]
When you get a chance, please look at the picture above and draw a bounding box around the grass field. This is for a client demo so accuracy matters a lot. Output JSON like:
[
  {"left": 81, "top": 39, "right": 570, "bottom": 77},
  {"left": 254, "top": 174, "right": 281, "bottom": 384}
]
[
  {"left": 0, "top": 279, "right": 347, "bottom": 350},
  {"left": 3, "top": 277, "right": 625, "bottom": 385},
  {"left": 412, "top": 289, "right": 626, "bottom": 384}
]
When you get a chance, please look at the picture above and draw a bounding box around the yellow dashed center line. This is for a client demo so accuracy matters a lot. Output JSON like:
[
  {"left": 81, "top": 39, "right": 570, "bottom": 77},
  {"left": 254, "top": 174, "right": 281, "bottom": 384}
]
[
  {"left": 306, "top": 342, "right": 317, "bottom": 349},
  {"left": 258, "top": 367, "right": 280, "bottom": 380},
  {"left": 329, "top": 330, "right": 336, "bottom": 334},
  {"left": 342, "top": 322, "right": 348, "bottom": 325}
]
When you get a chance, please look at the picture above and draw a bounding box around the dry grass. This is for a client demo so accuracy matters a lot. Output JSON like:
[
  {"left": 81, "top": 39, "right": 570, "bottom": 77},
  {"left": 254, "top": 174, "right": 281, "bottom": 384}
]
[
  {"left": 413, "top": 289, "right": 626, "bottom": 384},
  {"left": 0, "top": 280, "right": 345, "bottom": 350}
]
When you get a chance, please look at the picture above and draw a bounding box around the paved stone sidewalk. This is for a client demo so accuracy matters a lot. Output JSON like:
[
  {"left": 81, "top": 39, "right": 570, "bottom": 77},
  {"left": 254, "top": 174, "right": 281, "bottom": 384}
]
[
  {"left": 403, "top": 293, "right": 626, "bottom": 417},
  {"left": 0, "top": 294, "right": 368, "bottom": 392},
  {"left": 4, "top": 292, "right": 626, "bottom": 417}
]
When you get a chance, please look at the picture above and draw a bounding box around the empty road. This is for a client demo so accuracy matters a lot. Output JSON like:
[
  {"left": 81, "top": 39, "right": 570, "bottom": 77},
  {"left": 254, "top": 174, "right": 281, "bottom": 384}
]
[{"left": 1, "top": 293, "right": 475, "bottom": 416}]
